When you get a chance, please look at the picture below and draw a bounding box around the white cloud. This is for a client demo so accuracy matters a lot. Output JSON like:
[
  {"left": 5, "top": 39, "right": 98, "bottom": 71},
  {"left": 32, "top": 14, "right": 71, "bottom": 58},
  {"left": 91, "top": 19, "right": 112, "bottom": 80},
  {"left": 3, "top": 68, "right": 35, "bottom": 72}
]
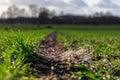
[
  {"left": 83, "top": 0, "right": 100, "bottom": 7},
  {"left": 62, "top": 0, "right": 72, "bottom": 4},
  {"left": 97, "top": 0, "right": 120, "bottom": 8},
  {"left": 0, "top": 0, "right": 11, "bottom": 5},
  {"left": 0, "top": 0, "right": 120, "bottom": 16},
  {"left": 46, "top": 6, "right": 59, "bottom": 12}
]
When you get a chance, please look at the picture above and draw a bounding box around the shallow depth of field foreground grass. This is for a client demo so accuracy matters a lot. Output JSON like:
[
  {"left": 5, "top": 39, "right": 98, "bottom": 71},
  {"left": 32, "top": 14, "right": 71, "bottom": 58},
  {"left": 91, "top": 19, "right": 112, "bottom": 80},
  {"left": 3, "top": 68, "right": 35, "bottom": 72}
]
[
  {"left": 0, "top": 25, "right": 120, "bottom": 80},
  {"left": 0, "top": 29, "right": 53, "bottom": 80}
]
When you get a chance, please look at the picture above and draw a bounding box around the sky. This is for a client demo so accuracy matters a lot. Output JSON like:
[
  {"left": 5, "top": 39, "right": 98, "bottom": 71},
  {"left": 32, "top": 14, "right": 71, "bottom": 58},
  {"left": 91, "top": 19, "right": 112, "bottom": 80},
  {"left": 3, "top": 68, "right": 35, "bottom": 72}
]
[{"left": 0, "top": 0, "right": 120, "bottom": 16}]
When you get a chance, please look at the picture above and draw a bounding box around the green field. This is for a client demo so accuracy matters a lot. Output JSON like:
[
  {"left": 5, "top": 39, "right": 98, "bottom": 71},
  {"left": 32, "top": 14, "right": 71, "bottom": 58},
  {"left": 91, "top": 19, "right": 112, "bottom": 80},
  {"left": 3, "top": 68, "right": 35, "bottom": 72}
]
[{"left": 0, "top": 24, "right": 120, "bottom": 80}]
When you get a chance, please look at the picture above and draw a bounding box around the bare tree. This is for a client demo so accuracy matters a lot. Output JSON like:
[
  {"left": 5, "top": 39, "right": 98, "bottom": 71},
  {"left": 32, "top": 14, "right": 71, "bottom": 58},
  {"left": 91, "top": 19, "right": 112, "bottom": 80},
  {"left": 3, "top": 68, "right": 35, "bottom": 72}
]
[
  {"left": 6, "top": 5, "right": 28, "bottom": 18},
  {"left": 105, "top": 11, "right": 112, "bottom": 17},
  {"left": 49, "top": 10, "right": 56, "bottom": 19},
  {"left": 38, "top": 7, "right": 50, "bottom": 24},
  {"left": 29, "top": 4, "right": 39, "bottom": 17},
  {"left": 0, "top": 12, "right": 7, "bottom": 23},
  {"left": 6, "top": 5, "right": 19, "bottom": 18},
  {"left": 1, "top": 12, "right": 7, "bottom": 19},
  {"left": 17, "top": 8, "right": 28, "bottom": 17}
]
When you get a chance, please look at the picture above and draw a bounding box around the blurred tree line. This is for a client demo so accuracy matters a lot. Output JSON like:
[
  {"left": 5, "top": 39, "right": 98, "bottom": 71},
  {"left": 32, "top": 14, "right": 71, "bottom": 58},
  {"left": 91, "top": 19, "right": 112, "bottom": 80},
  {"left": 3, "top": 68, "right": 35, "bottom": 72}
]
[{"left": 0, "top": 5, "right": 120, "bottom": 25}]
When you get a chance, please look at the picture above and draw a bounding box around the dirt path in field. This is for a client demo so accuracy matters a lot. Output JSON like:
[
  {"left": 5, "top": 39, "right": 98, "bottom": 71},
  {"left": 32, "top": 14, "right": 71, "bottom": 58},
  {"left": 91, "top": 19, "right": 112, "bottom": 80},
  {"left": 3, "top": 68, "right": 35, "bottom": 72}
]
[
  {"left": 25, "top": 31, "right": 120, "bottom": 80},
  {"left": 26, "top": 32, "right": 95, "bottom": 80},
  {"left": 27, "top": 32, "right": 74, "bottom": 79}
]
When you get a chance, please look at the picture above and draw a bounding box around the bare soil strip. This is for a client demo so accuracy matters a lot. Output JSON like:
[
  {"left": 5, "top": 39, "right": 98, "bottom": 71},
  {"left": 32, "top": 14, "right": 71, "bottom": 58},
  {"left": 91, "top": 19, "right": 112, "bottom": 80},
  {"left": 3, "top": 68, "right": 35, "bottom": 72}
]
[
  {"left": 25, "top": 32, "right": 95, "bottom": 80},
  {"left": 26, "top": 32, "right": 120, "bottom": 80}
]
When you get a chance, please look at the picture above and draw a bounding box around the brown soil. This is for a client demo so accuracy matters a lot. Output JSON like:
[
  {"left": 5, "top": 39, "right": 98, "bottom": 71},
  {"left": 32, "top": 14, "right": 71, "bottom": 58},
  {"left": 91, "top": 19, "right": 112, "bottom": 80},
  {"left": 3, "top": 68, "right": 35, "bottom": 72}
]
[
  {"left": 25, "top": 32, "right": 120, "bottom": 80},
  {"left": 26, "top": 32, "right": 94, "bottom": 80}
]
